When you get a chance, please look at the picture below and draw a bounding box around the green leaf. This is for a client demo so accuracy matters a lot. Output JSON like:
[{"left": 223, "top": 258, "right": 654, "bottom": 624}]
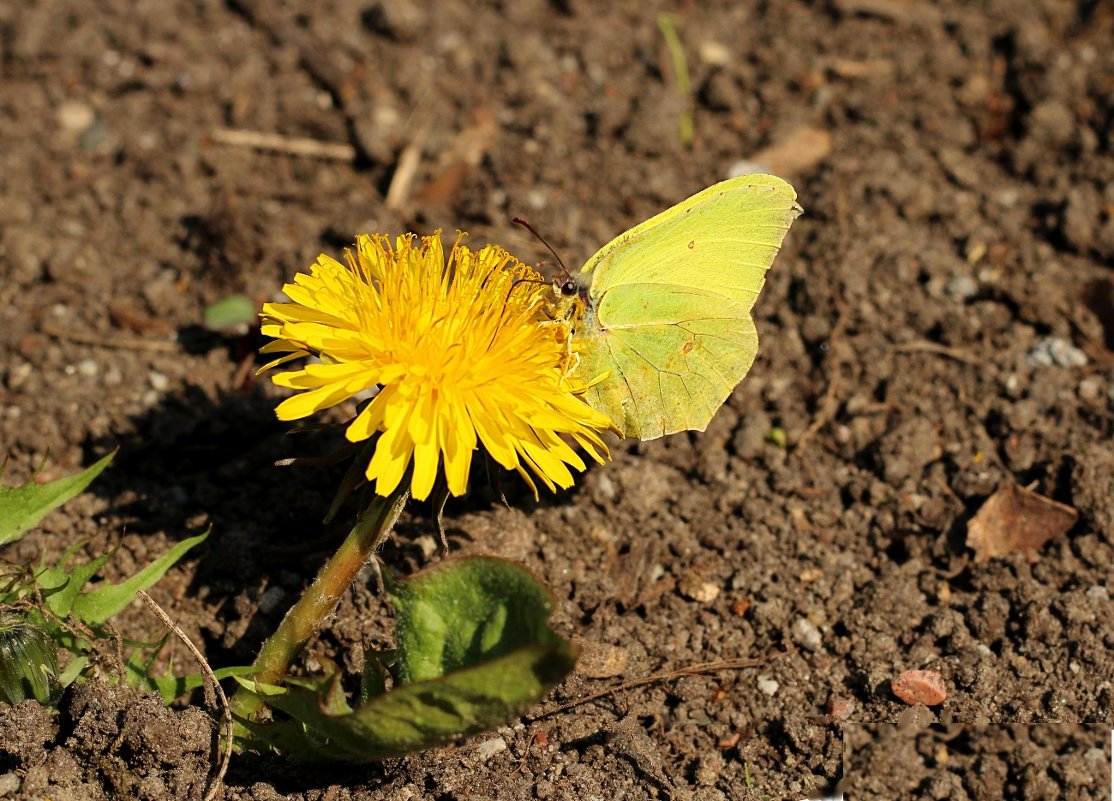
[
  {"left": 43, "top": 552, "right": 111, "bottom": 619},
  {"left": 149, "top": 664, "right": 257, "bottom": 705},
  {"left": 359, "top": 649, "right": 395, "bottom": 704},
  {"left": 241, "top": 556, "right": 577, "bottom": 762},
  {"left": 388, "top": 555, "right": 568, "bottom": 684},
  {"left": 204, "top": 294, "right": 257, "bottom": 331},
  {"left": 57, "top": 654, "right": 88, "bottom": 689},
  {"left": 72, "top": 531, "right": 208, "bottom": 625},
  {"left": 0, "top": 452, "right": 114, "bottom": 546}
]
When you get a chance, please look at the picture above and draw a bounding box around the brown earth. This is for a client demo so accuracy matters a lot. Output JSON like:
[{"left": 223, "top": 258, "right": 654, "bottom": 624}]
[{"left": 1, "top": 0, "right": 1112, "bottom": 799}]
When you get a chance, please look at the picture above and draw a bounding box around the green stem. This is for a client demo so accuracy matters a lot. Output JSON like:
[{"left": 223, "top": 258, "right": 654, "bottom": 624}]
[{"left": 230, "top": 488, "right": 408, "bottom": 723}]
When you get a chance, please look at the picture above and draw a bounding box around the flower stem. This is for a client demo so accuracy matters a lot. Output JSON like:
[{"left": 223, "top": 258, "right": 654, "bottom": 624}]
[{"left": 230, "top": 488, "right": 408, "bottom": 723}]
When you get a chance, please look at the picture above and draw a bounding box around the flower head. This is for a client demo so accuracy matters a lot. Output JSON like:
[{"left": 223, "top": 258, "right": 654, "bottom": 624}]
[{"left": 261, "top": 232, "right": 613, "bottom": 501}]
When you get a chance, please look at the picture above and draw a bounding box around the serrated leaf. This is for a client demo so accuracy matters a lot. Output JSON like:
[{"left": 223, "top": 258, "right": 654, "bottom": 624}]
[
  {"left": 0, "top": 452, "right": 114, "bottom": 546},
  {"left": 241, "top": 556, "right": 577, "bottom": 762},
  {"left": 72, "top": 531, "right": 208, "bottom": 624}
]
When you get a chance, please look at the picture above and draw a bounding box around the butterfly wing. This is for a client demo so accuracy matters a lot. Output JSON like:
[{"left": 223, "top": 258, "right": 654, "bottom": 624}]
[{"left": 573, "top": 175, "right": 801, "bottom": 440}]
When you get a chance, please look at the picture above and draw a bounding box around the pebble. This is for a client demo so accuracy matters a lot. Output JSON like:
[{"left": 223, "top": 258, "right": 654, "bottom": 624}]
[
  {"left": 756, "top": 675, "right": 779, "bottom": 696},
  {"left": 945, "top": 274, "right": 978, "bottom": 300},
  {"left": 77, "top": 358, "right": 98, "bottom": 377},
  {"left": 0, "top": 773, "right": 18, "bottom": 797},
  {"left": 526, "top": 189, "right": 548, "bottom": 210},
  {"left": 474, "top": 736, "right": 507, "bottom": 761},
  {"left": 891, "top": 669, "right": 947, "bottom": 706},
  {"left": 1085, "top": 585, "right": 1108, "bottom": 600},
  {"left": 575, "top": 640, "right": 629, "bottom": 679},
  {"left": 258, "top": 586, "right": 286, "bottom": 615},
  {"left": 679, "top": 577, "right": 721, "bottom": 604},
  {"left": 792, "top": 618, "right": 823, "bottom": 652},
  {"left": 1027, "top": 337, "right": 1088, "bottom": 368},
  {"left": 828, "top": 696, "right": 856, "bottom": 721},
  {"left": 594, "top": 472, "right": 616, "bottom": 501},
  {"left": 6, "top": 362, "right": 32, "bottom": 390},
  {"left": 148, "top": 371, "right": 170, "bottom": 392},
  {"left": 1084, "top": 747, "right": 1106, "bottom": 764},
  {"left": 699, "top": 41, "right": 732, "bottom": 67},
  {"left": 56, "top": 99, "right": 95, "bottom": 132},
  {"left": 1077, "top": 375, "right": 1105, "bottom": 402}
]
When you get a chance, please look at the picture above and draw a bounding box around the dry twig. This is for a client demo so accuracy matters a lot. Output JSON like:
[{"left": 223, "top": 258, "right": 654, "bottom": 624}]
[
  {"left": 892, "top": 340, "right": 981, "bottom": 365},
  {"left": 532, "top": 648, "right": 792, "bottom": 719},
  {"left": 210, "top": 128, "right": 356, "bottom": 161},
  {"left": 138, "top": 591, "right": 232, "bottom": 801}
]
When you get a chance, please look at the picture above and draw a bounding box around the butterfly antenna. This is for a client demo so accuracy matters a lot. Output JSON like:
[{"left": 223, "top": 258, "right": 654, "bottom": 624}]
[{"left": 513, "top": 217, "right": 573, "bottom": 283}]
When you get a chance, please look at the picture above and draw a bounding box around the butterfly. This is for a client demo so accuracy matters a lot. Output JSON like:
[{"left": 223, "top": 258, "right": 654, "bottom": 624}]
[{"left": 554, "top": 174, "right": 801, "bottom": 440}]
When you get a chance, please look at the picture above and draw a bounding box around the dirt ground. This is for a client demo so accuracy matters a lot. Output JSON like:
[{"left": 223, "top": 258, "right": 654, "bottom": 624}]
[{"left": 1, "top": 0, "right": 1113, "bottom": 799}]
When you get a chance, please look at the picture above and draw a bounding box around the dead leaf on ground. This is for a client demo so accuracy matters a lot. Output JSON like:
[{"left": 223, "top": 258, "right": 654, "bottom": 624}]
[
  {"left": 966, "top": 482, "right": 1078, "bottom": 562},
  {"left": 743, "top": 125, "right": 832, "bottom": 177}
]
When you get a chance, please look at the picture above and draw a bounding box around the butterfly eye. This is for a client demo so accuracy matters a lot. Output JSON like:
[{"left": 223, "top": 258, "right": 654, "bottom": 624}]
[{"left": 560, "top": 280, "right": 577, "bottom": 296}]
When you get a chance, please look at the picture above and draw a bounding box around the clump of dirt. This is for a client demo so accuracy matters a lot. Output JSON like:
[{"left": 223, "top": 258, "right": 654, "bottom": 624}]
[
  {"left": 847, "top": 723, "right": 1112, "bottom": 801},
  {"left": 0, "top": 682, "right": 214, "bottom": 801}
]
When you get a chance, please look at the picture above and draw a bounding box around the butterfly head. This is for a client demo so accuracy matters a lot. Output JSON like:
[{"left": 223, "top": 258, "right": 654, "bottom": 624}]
[{"left": 549, "top": 275, "right": 588, "bottom": 331}]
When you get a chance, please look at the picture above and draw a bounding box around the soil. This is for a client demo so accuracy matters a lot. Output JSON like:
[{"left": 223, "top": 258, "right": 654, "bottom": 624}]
[{"left": 1, "top": 0, "right": 1112, "bottom": 799}]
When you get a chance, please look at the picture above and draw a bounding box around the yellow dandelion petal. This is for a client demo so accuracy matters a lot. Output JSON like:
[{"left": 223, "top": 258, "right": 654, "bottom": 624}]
[
  {"left": 346, "top": 389, "right": 390, "bottom": 443},
  {"left": 275, "top": 381, "right": 358, "bottom": 421},
  {"left": 261, "top": 229, "right": 614, "bottom": 502},
  {"left": 411, "top": 436, "right": 441, "bottom": 502}
]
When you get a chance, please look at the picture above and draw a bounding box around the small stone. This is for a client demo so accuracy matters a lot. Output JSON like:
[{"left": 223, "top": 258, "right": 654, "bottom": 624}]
[
  {"left": 679, "top": 577, "right": 720, "bottom": 604},
  {"left": 0, "top": 773, "right": 19, "bottom": 797},
  {"left": 575, "top": 640, "right": 629, "bottom": 679},
  {"left": 5, "top": 362, "right": 32, "bottom": 390},
  {"left": 258, "top": 586, "right": 286, "bottom": 615},
  {"left": 77, "top": 358, "right": 98, "bottom": 377},
  {"left": 828, "top": 696, "right": 856, "bottom": 720},
  {"left": 1078, "top": 375, "right": 1105, "bottom": 403},
  {"left": 148, "top": 371, "right": 170, "bottom": 392},
  {"left": 945, "top": 274, "right": 978, "bottom": 300},
  {"left": 413, "top": 535, "right": 439, "bottom": 559},
  {"left": 57, "top": 100, "right": 95, "bottom": 133},
  {"left": 1027, "top": 337, "right": 1088, "bottom": 368},
  {"left": 891, "top": 669, "right": 947, "bottom": 706},
  {"left": 474, "top": 736, "right": 507, "bottom": 761},
  {"left": 1084, "top": 747, "right": 1106, "bottom": 763},
  {"left": 1085, "top": 585, "right": 1108, "bottom": 600},
  {"left": 792, "top": 618, "right": 823, "bottom": 652},
  {"left": 595, "top": 472, "right": 616, "bottom": 501},
  {"left": 526, "top": 190, "right": 548, "bottom": 210},
  {"left": 699, "top": 41, "right": 732, "bottom": 67},
  {"left": 756, "top": 675, "right": 779, "bottom": 696}
]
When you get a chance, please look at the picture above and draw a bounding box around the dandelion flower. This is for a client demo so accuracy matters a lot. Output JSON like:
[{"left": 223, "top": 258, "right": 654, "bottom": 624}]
[{"left": 261, "top": 232, "right": 613, "bottom": 501}]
